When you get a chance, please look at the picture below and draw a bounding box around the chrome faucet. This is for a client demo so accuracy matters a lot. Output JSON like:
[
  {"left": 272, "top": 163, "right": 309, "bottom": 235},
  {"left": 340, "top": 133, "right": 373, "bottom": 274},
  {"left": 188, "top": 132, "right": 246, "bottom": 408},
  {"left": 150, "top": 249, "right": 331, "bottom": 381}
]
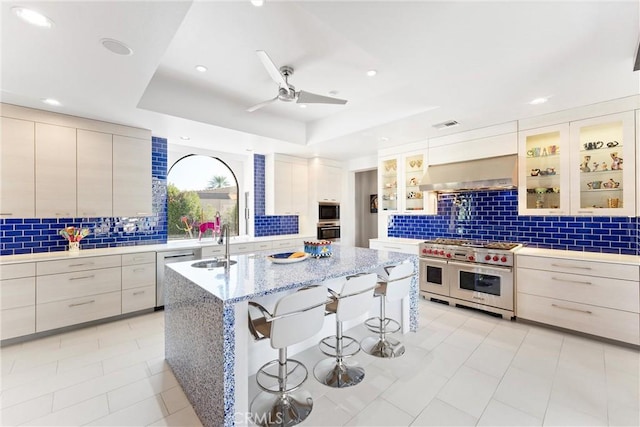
[{"left": 218, "top": 223, "right": 230, "bottom": 267}]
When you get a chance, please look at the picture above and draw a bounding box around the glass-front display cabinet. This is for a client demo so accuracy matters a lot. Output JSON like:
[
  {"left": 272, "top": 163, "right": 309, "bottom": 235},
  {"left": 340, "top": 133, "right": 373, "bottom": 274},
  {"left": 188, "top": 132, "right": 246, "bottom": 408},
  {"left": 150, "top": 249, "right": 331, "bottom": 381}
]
[
  {"left": 518, "top": 124, "right": 570, "bottom": 215},
  {"left": 569, "top": 111, "right": 635, "bottom": 216},
  {"left": 404, "top": 153, "right": 425, "bottom": 212},
  {"left": 379, "top": 157, "right": 398, "bottom": 212}
]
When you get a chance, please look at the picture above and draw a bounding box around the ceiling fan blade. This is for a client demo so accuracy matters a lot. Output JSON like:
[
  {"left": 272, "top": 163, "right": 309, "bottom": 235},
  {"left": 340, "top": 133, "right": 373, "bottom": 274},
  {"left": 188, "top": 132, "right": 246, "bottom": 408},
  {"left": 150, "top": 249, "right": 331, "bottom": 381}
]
[
  {"left": 256, "top": 50, "right": 290, "bottom": 95},
  {"left": 297, "top": 90, "right": 347, "bottom": 105},
  {"left": 247, "top": 96, "right": 278, "bottom": 113}
]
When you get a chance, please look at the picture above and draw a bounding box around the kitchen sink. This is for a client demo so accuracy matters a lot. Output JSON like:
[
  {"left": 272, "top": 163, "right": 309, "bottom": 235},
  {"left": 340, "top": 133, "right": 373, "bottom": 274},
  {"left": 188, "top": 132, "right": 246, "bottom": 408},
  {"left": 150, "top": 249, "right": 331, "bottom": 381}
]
[{"left": 191, "top": 259, "right": 237, "bottom": 269}]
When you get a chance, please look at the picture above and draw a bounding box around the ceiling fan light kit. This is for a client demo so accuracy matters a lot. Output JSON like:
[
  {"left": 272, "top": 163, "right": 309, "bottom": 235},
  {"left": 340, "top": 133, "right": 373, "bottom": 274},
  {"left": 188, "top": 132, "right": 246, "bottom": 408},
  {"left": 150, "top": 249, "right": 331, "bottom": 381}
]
[{"left": 248, "top": 50, "right": 347, "bottom": 112}]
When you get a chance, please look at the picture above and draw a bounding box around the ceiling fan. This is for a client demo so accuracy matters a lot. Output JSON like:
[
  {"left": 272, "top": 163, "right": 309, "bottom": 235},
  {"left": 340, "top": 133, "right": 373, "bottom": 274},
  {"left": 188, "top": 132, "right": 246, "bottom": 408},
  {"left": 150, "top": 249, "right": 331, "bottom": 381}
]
[{"left": 247, "top": 50, "right": 348, "bottom": 112}]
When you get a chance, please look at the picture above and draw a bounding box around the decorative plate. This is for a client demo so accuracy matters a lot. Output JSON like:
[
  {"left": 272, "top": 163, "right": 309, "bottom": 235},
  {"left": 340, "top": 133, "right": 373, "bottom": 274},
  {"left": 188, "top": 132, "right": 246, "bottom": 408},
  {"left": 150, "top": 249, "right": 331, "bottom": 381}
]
[{"left": 267, "top": 252, "right": 310, "bottom": 264}]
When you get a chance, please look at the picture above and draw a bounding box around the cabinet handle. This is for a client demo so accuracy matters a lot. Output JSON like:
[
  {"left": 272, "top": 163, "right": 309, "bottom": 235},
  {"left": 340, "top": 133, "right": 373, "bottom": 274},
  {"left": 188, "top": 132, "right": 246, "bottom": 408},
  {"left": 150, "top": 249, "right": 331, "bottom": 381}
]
[
  {"left": 69, "top": 299, "right": 95, "bottom": 308},
  {"left": 551, "top": 303, "right": 592, "bottom": 315},
  {"left": 133, "top": 291, "right": 145, "bottom": 296},
  {"left": 82, "top": 212, "right": 95, "bottom": 216},
  {"left": 0, "top": 213, "right": 13, "bottom": 216},
  {"left": 384, "top": 246, "right": 402, "bottom": 250},
  {"left": 136, "top": 212, "right": 150, "bottom": 216},
  {"left": 550, "top": 263, "right": 591, "bottom": 270},
  {"left": 133, "top": 268, "right": 146, "bottom": 272},
  {"left": 551, "top": 277, "right": 592, "bottom": 285},
  {"left": 472, "top": 296, "right": 485, "bottom": 301},
  {"left": 68, "top": 262, "right": 95, "bottom": 267},
  {"left": 55, "top": 212, "right": 71, "bottom": 216},
  {"left": 577, "top": 210, "right": 594, "bottom": 214},
  {"left": 548, "top": 210, "right": 564, "bottom": 214},
  {"left": 69, "top": 274, "right": 95, "bottom": 281}
]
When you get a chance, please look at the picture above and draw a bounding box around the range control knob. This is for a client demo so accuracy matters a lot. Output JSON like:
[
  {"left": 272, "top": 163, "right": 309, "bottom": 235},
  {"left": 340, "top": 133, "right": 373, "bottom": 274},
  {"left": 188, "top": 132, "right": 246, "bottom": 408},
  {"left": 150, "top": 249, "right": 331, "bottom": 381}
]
[
  {"left": 485, "top": 255, "right": 491, "bottom": 261},
  {"left": 422, "top": 248, "right": 427, "bottom": 254},
  {"left": 501, "top": 256, "right": 508, "bottom": 263},
  {"left": 439, "top": 250, "right": 445, "bottom": 256},
  {"left": 468, "top": 255, "right": 475, "bottom": 261},
  {"left": 446, "top": 253, "right": 452, "bottom": 258},
  {"left": 492, "top": 255, "right": 499, "bottom": 261},
  {"left": 426, "top": 249, "right": 432, "bottom": 254}
]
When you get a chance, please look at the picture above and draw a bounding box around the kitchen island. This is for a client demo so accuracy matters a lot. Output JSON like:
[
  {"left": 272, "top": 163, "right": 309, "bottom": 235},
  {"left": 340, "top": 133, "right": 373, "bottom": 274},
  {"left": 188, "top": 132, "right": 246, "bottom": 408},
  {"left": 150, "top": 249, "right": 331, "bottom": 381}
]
[{"left": 164, "top": 245, "right": 418, "bottom": 427}]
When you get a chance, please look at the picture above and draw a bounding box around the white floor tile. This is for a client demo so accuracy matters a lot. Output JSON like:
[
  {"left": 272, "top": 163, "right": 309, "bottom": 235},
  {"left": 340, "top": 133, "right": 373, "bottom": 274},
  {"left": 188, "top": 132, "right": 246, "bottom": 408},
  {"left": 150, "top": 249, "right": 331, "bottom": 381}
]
[
  {"left": 436, "top": 366, "right": 500, "bottom": 418},
  {"left": 0, "top": 393, "right": 53, "bottom": 426},
  {"left": 148, "top": 406, "right": 203, "bottom": 427},
  {"left": 548, "top": 365, "right": 609, "bottom": 421},
  {"left": 87, "top": 395, "right": 168, "bottom": 426},
  {"left": 160, "top": 385, "right": 190, "bottom": 414},
  {"left": 101, "top": 342, "right": 163, "bottom": 374},
  {"left": 56, "top": 340, "right": 139, "bottom": 372},
  {"left": 493, "top": 366, "right": 554, "bottom": 419},
  {"left": 411, "top": 398, "right": 478, "bottom": 426},
  {"left": 477, "top": 398, "right": 542, "bottom": 426},
  {"left": 1, "top": 360, "right": 58, "bottom": 391},
  {"left": 344, "top": 397, "right": 414, "bottom": 426},
  {"left": 442, "top": 327, "right": 487, "bottom": 352},
  {"left": 464, "top": 342, "right": 516, "bottom": 379},
  {"left": 11, "top": 339, "right": 99, "bottom": 373},
  {"left": 301, "top": 394, "right": 353, "bottom": 426},
  {"left": 543, "top": 401, "right": 608, "bottom": 426},
  {"left": 510, "top": 341, "right": 560, "bottom": 379},
  {"left": 22, "top": 394, "right": 109, "bottom": 426},
  {"left": 483, "top": 322, "right": 528, "bottom": 351},
  {"left": 381, "top": 367, "right": 448, "bottom": 417},
  {"left": 107, "top": 369, "right": 178, "bottom": 412}
]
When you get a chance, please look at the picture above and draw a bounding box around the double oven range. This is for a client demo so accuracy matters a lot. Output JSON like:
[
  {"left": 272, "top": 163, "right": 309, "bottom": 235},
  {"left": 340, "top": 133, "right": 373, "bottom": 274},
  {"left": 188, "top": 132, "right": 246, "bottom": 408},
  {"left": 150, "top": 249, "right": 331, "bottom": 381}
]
[{"left": 419, "top": 238, "right": 522, "bottom": 318}]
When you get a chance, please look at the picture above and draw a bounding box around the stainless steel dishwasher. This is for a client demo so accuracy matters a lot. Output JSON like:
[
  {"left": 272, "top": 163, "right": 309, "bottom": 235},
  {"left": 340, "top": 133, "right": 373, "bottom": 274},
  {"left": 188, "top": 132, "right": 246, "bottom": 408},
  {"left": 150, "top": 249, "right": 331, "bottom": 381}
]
[{"left": 156, "top": 248, "right": 201, "bottom": 308}]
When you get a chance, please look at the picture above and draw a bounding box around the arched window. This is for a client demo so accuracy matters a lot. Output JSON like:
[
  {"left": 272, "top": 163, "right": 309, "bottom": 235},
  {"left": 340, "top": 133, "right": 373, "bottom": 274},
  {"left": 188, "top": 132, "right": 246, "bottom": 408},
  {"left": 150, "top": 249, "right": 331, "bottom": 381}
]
[{"left": 167, "top": 155, "right": 239, "bottom": 240}]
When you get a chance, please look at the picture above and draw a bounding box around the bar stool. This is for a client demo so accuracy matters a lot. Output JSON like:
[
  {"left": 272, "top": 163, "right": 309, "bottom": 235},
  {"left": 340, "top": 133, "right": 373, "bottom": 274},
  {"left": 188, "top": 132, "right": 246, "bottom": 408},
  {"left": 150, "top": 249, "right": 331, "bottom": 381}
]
[
  {"left": 248, "top": 285, "right": 328, "bottom": 427},
  {"left": 313, "top": 273, "right": 378, "bottom": 388},
  {"left": 361, "top": 262, "right": 414, "bottom": 358}
]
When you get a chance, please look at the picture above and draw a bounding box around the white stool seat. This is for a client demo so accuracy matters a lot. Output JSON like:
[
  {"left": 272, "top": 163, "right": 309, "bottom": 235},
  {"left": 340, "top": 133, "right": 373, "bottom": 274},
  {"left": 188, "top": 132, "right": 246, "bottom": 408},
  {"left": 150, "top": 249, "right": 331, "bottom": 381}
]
[{"left": 248, "top": 285, "right": 328, "bottom": 427}]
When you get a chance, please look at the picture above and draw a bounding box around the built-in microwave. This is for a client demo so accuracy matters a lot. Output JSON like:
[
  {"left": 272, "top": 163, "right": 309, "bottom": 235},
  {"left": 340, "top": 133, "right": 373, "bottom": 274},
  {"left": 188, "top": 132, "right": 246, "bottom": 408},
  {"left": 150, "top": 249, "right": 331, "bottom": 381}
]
[{"left": 319, "top": 202, "right": 340, "bottom": 221}]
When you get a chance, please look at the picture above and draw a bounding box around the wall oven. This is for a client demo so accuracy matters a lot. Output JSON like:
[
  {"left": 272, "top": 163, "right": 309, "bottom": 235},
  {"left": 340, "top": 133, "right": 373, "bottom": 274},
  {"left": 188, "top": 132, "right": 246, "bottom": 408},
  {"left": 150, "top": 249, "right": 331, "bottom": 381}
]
[
  {"left": 319, "top": 202, "right": 340, "bottom": 221},
  {"left": 317, "top": 222, "right": 340, "bottom": 241}
]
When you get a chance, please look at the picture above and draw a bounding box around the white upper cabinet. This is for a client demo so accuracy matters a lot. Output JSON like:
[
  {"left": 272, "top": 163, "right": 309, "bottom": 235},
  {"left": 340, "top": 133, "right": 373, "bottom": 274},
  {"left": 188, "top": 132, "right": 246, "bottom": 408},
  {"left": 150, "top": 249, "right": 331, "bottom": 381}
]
[
  {"left": 518, "top": 124, "right": 571, "bottom": 215},
  {"left": 637, "top": 109, "right": 640, "bottom": 216},
  {"left": 0, "top": 117, "right": 35, "bottom": 218},
  {"left": 268, "top": 155, "right": 308, "bottom": 215},
  {"left": 35, "top": 123, "right": 76, "bottom": 217},
  {"left": 569, "top": 111, "right": 635, "bottom": 216},
  {"left": 317, "top": 164, "right": 342, "bottom": 203},
  {"left": 77, "top": 129, "right": 113, "bottom": 217},
  {"left": 113, "top": 135, "right": 152, "bottom": 217}
]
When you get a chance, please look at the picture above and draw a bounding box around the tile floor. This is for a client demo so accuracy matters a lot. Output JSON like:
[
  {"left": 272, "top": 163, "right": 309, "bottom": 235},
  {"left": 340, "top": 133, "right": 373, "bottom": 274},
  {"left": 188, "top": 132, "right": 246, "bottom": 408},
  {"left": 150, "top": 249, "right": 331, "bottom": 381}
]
[{"left": 1, "top": 299, "right": 638, "bottom": 426}]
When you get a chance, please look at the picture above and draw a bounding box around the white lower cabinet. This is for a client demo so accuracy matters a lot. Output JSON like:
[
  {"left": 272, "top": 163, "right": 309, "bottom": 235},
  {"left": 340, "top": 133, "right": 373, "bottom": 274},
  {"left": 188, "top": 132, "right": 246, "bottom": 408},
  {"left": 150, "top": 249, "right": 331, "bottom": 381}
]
[
  {"left": 517, "top": 253, "right": 640, "bottom": 345},
  {"left": 0, "top": 263, "right": 36, "bottom": 340},
  {"left": 121, "top": 252, "right": 156, "bottom": 314},
  {"left": 369, "top": 239, "right": 420, "bottom": 255},
  {"left": 36, "top": 256, "right": 123, "bottom": 333}
]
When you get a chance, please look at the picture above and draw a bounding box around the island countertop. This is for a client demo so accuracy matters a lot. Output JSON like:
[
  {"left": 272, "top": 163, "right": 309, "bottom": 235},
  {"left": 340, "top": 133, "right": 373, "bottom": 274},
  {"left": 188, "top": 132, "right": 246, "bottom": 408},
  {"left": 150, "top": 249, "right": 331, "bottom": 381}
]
[{"left": 166, "top": 245, "right": 417, "bottom": 303}]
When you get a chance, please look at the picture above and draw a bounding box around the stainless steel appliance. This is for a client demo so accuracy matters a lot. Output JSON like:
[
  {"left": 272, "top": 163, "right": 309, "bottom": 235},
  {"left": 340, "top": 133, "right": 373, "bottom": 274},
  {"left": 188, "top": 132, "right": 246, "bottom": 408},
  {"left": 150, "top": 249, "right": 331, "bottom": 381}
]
[
  {"left": 317, "top": 222, "right": 340, "bottom": 241},
  {"left": 319, "top": 202, "right": 340, "bottom": 221},
  {"left": 419, "top": 238, "right": 521, "bottom": 318},
  {"left": 156, "top": 248, "right": 201, "bottom": 308}
]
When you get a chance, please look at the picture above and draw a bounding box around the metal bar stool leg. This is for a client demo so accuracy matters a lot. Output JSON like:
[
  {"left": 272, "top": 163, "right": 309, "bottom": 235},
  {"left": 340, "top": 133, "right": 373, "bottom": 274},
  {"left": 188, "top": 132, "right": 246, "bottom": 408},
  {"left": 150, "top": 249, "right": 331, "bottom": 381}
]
[
  {"left": 361, "top": 293, "right": 406, "bottom": 358},
  {"left": 314, "top": 319, "right": 365, "bottom": 388}
]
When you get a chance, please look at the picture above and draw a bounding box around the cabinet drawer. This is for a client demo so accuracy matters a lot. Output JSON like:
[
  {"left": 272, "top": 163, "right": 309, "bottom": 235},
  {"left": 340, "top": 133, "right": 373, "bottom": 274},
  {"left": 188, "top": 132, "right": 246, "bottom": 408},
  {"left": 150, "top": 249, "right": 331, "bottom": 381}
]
[
  {"left": 37, "top": 267, "right": 121, "bottom": 304},
  {"left": 1, "top": 306, "right": 35, "bottom": 340},
  {"left": 517, "top": 268, "right": 639, "bottom": 313},
  {"left": 517, "top": 293, "right": 639, "bottom": 345},
  {"left": 36, "top": 291, "right": 121, "bottom": 332},
  {"left": 370, "top": 241, "right": 419, "bottom": 255},
  {"left": 122, "top": 263, "right": 155, "bottom": 290},
  {"left": 253, "top": 241, "right": 273, "bottom": 251},
  {"left": 0, "top": 263, "right": 35, "bottom": 280},
  {"left": 0, "top": 277, "right": 35, "bottom": 309},
  {"left": 232, "top": 243, "right": 255, "bottom": 254},
  {"left": 202, "top": 245, "right": 225, "bottom": 258},
  {"left": 272, "top": 239, "right": 301, "bottom": 250},
  {"left": 37, "top": 255, "right": 121, "bottom": 275},
  {"left": 122, "top": 285, "right": 155, "bottom": 314},
  {"left": 122, "top": 252, "right": 155, "bottom": 266},
  {"left": 517, "top": 255, "right": 638, "bottom": 281}
]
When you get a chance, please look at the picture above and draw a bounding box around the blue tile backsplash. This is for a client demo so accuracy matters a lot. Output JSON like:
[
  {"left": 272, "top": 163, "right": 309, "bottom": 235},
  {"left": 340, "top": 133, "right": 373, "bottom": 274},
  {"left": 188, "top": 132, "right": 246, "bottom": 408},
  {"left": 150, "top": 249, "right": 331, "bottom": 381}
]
[
  {"left": 253, "top": 154, "right": 299, "bottom": 237},
  {"left": 387, "top": 190, "right": 639, "bottom": 256}
]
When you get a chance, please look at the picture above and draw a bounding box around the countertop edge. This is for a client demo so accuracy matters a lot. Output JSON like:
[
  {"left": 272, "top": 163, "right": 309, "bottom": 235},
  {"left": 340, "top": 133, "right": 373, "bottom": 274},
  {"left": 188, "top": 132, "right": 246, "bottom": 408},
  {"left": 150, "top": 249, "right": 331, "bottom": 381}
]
[{"left": 516, "top": 247, "right": 640, "bottom": 266}]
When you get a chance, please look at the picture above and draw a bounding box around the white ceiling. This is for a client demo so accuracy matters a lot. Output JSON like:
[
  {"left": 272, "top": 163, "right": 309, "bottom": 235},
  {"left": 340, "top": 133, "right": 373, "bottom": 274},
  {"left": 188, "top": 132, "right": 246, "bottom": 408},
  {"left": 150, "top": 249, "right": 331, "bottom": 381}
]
[{"left": 2, "top": 1, "right": 639, "bottom": 161}]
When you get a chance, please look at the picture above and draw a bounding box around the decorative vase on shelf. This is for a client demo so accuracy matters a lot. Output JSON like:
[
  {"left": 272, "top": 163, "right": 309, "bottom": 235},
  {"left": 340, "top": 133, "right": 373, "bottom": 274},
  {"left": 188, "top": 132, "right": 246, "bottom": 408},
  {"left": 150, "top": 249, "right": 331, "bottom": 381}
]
[{"left": 68, "top": 241, "right": 80, "bottom": 255}]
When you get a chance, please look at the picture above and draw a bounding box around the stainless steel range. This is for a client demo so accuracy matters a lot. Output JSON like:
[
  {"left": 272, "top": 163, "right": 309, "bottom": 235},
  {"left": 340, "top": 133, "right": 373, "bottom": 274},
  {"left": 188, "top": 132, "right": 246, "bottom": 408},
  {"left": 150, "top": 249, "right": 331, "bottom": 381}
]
[{"left": 419, "top": 238, "right": 522, "bottom": 318}]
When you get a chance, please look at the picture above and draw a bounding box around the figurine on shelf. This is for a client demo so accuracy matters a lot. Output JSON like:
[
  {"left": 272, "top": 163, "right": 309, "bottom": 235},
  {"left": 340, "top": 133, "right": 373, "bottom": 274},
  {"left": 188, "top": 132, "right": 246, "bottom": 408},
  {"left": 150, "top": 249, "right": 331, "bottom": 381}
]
[
  {"left": 592, "top": 162, "right": 599, "bottom": 172},
  {"left": 610, "top": 152, "right": 623, "bottom": 170},
  {"left": 600, "top": 162, "right": 608, "bottom": 171},
  {"left": 580, "top": 155, "right": 591, "bottom": 172}
]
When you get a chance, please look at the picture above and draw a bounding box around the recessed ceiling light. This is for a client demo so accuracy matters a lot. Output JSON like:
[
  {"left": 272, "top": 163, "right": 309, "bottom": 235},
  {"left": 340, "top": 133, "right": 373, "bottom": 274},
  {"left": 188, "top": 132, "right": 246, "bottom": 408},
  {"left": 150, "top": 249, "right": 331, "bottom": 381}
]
[
  {"left": 180, "top": 136, "right": 191, "bottom": 141},
  {"left": 529, "top": 97, "right": 548, "bottom": 105},
  {"left": 12, "top": 7, "right": 53, "bottom": 28},
  {"left": 246, "top": 148, "right": 254, "bottom": 152},
  {"left": 379, "top": 137, "right": 389, "bottom": 142},
  {"left": 299, "top": 104, "right": 307, "bottom": 109},
  {"left": 366, "top": 69, "right": 377, "bottom": 77},
  {"left": 100, "top": 38, "right": 133, "bottom": 56},
  {"left": 328, "top": 90, "right": 339, "bottom": 96},
  {"left": 251, "top": 0, "right": 264, "bottom": 6},
  {"left": 42, "top": 98, "right": 61, "bottom": 106},
  {"left": 195, "top": 65, "right": 208, "bottom": 73}
]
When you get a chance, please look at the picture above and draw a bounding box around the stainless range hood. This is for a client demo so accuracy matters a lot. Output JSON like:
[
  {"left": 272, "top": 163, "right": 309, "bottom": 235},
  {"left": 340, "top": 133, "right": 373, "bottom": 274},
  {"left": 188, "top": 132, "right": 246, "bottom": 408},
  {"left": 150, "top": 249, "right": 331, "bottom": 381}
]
[{"left": 419, "top": 154, "right": 518, "bottom": 192}]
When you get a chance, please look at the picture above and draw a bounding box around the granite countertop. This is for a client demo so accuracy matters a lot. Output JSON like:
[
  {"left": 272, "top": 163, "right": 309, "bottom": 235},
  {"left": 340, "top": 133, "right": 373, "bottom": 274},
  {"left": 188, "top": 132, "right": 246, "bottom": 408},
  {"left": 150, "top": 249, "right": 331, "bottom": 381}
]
[
  {"left": 0, "top": 234, "right": 312, "bottom": 265},
  {"left": 167, "top": 245, "right": 417, "bottom": 303},
  {"left": 369, "top": 237, "right": 423, "bottom": 245},
  {"left": 516, "top": 247, "right": 640, "bottom": 266}
]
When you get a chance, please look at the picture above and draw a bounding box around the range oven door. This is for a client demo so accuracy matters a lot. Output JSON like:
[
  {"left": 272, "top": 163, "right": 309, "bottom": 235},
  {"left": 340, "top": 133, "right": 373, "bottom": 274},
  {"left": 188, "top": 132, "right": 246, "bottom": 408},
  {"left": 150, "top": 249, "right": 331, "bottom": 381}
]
[
  {"left": 419, "top": 258, "right": 449, "bottom": 297},
  {"left": 317, "top": 224, "right": 340, "bottom": 241},
  {"left": 448, "top": 261, "right": 513, "bottom": 311}
]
